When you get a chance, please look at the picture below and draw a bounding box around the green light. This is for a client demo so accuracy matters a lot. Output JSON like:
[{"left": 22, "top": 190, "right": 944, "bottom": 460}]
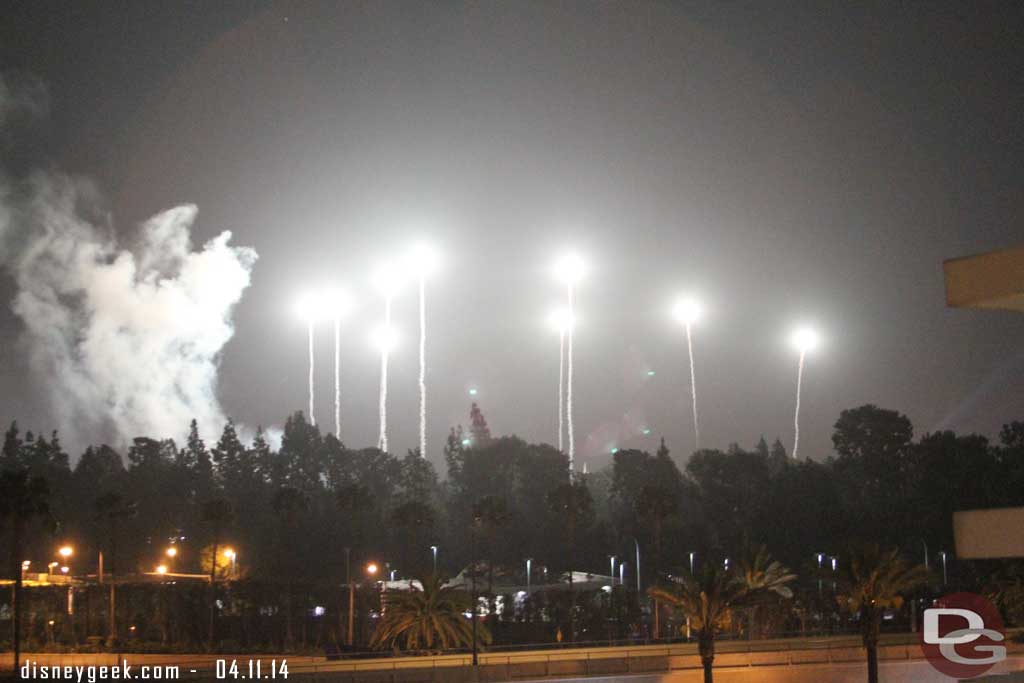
[
  {"left": 461, "top": 438, "right": 471, "bottom": 447},
  {"left": 611, "top": 447, "right": 619, "bottom": 454},
  {"left": 468, "top": 388, "right": 478, "bottom": 396},
  {"left": 646, "top": 370, "right": 655, "bottom": 377},
  {"left": 642, "top": 428, "right": 651, "bottom": 436}
]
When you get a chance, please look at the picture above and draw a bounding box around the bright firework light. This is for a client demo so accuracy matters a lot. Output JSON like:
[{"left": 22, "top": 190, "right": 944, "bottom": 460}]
[
  {"left": 296, "top": 292, "right": 327, "bottom": 426},
  {"left": 407, "top": 244, "right": 439, "bottom": 459},
  {"left": 372, "top": 264, "right": 403, "bottom": 453},
  {"left": 549, "top": 307, "right": 575, "bottom": 454},
  {"left": 554, "top": 253, "right": 584, "bottom": 473},
  {"left": 790, "top": 326, "right": 820, "bottom": 460},
  {"left": 672, "top": 296, "right": 703, "bottom": 451},
  {"left": 323, "top": 287, "right": 354, "bottom": 438}
]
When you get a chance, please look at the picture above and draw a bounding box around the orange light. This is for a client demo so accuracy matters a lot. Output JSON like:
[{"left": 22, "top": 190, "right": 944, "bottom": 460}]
[
  {"left": 366, "top": 562, "right": 379, "bottom": 575},
  {"left": 59, "top": 545, "right": 73, "bottom": 558},
  {"left": 165, "top": 547, "right": 177, "bottom": 558},
  {"left": 156, "top": 565, "right": 168, "bottom": 575}
]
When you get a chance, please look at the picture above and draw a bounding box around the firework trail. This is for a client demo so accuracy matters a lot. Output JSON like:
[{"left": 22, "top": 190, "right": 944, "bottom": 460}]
[
  {"left": 378, "top": 296, "right": 392, "bottom": 452},
  {"left": 566, "top": 283, "right": 576, "bottom": 469},
  {"left": 685, "top": 322, "right": 700, "bottom": 450},
  {"left": 793, "top": 350, "right": 805, "bottom": 459},
  {"left": 308, "top": 320, "right": 316, "bottom": 426},
  {"left": 334, "top": 316, "right": 341, "bottom": 437},
  {"left": 418, "top": 275, "right": 427, "bottom": 458},
  {"left": 558, "top": 328, "right": 565, "bottom": 453}
]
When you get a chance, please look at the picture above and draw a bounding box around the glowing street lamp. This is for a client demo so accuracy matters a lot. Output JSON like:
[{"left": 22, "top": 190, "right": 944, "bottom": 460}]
[
  {"left": 790, "top": 325, "right": 820, "bottom": 459},
  {"left": 223, "top": 548, "right": 237, "bottom": 579},
  {"left": 165, "top": 546, "right": 178, "bottom": 558},
  {"left": 430, "top": 545, "right": 439, "bottom": 574},
  {"left": 60, "top": 566, "right": 69, "bottom": 574},
  {"left": 366, "top": 562, "right": 379, "bottom": 577},
  {"left": 59, "top": 545, "right": 73, "bottom": 559},
  {"left": 673, "top": 296, "right": 703, "bottom": 450},
  {"left": 156, "top": 565, "right": 167, "bottom": 575}
]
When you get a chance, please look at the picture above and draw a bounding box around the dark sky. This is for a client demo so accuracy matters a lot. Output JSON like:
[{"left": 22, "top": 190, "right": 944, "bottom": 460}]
[{"left": 2, "top": 1, "right": 1023, "bottom": 470}]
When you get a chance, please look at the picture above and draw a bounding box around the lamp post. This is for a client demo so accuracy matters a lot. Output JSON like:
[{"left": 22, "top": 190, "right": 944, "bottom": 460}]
[
  {"left": 430, "top": 545, "right": 438, "bottom": 574},
  {"left": 689, "top": 551, "right": 695, "bottom": 575},
  {"left": 223, "top": 549, "right": 236, "bottom": 580},
  {"left": 609, "top": 555, "right": 617, "bottom": 585},
  {"left": 940, "top": 551, "right": 948, "bottom": 586},
  {"left": 634, "top": 539, "right": 641, "bottom": 592},
  {"left": 525, "top": 558, "right": 532, "bottom": 595}
]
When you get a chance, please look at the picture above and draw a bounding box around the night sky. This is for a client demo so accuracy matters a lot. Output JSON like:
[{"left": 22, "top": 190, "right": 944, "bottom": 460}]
[{"left": 2, "top": 1, "right": 1023, "bottom": 469}]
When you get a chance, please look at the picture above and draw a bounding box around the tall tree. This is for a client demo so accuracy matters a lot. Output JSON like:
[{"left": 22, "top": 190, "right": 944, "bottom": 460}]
[
  {"left": 271, "top": 486, "right": 310, "bottom": 648},
  {"left": 468, "top": 403, "right": 492, "bottom": 446},
  {"left": 546, "top": 481, "right": 593, "bottom": 641},
  {"left": 201, "top": 498, "right": 235, "bottom": 650},
  {"left": 94, "top": 492, "right": 136, "bottom": 645},
  {"left": 1, "top": 469, "right": 51, "bottom": 672}
]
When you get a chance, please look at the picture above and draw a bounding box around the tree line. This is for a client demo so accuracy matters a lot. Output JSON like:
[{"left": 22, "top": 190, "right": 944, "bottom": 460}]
[{"left": 3, "top": 402, "right": 1024, "bottom": 655}]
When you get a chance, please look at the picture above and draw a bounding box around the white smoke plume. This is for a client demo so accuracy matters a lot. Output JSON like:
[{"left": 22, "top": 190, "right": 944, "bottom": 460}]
[{"left": 1, "top": 145, "right": 256, "bottom": 449}]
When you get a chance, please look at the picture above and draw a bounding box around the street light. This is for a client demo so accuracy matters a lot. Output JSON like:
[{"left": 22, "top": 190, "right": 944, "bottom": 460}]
[
  {"left": 689, "top": 551, "right": 695, "bottom": 575},
  {"left": 525, "top": 558, "right": 533, "bottom": 595},
  {"left": 366, "top": 562, "right": 379, "bottom": 576},
  {"left": 223, "top": 548, "right": 237, "bottom": 579},
  {"left": 60, "top": 566, "right": 69, "bottom": 575},
  {"left": 430, "top": 545, "right": 439, "bottom": 574},
  {"left": 156, "top": 565, "right": 167, "bottom": 575},
  {"left": 940, "top": 551, "right": 948, "bottom": 585},
  {"left": 59, "top": 545, "right": 73, "bottom": 559},
  {"left": 609, "top": 556, "right": 617, "bottom": 585},
  {"left": 165, "top": 546, "right": 178, "bottom": 558}
]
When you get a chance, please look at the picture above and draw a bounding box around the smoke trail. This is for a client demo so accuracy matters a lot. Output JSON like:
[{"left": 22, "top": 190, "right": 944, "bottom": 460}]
[
  {"left": 308, "top": 320, "right": 316, "bottom": 426},
  {"left": 685, "top": 322, "right": 700, "bottom": 450},
  {"left": 566, "top": 284, "right": 575, "bottom": 470},
  {"left": 1, "top": 175, "right": 256, "bottom": 449},
  {"left": 558, "top": 329, "right": 565, "bottom": 453},
  {"left": 334, "top": 316, "right": 341, "bottom": 437},
  {"left": 378, "top": 296, "right": 392, "bottom": 452},
  {"left": 418, "top": 275, "right": 426, "bottom": 458},
  {"left": 0, "top": 78, "right": 256, "bottom": 451},
  {"left": 793, "top": 350, "right": 805, "bottom": 459}
]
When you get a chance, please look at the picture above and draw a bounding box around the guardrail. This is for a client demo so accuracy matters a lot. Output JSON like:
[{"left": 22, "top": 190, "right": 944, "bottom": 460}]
[{"left": 12, "top": 633, "right": 1023, "bottom": 681}]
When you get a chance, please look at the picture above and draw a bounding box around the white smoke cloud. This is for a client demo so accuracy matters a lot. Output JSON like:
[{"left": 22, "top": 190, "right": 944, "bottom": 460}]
[{"left": 4, "top": 172, "right": 257, "bottom": 449}]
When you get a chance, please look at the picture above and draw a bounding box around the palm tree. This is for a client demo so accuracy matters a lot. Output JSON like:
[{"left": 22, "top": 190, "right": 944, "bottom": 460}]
[
  {"left": 836, "top": 545, "right": 928, "bottom": 683},
  {"left": 201, "top": 497, "right": 235, "bottom": 651},
  {"left": 0, "top": 469, "right": 50, "bottom": 673},
  {"left": 649, "top": 547, "right": 794, "bottom": 683},
  {"left": 94, "top": 492, "right": 136, "bottom": 646},
  {"left": 370, "top": 574, "right": 491, "bottom": 652},
  {"left": 546, "top": 481, "right": 593, "bottom": 642}
]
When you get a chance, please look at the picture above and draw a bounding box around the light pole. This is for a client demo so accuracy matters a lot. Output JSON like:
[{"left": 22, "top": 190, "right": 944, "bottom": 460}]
[
  {"left": 223, "top": 549, "right": 236, "bottom": 580},
  {"left": 634, "top": 539, "right": 641, "bottom": 592},
  {"left": 525, "top": 558, "right": 532, "bottom": 594},
  {"left": 609, "top": 555, "right": 617, "bottom": 585},
  {"left": 940, "top": 551, "right": 948, "bottom": 585},
  {"left": 689, "top": 551, "right": 695, "bottom": 575},
  {"left": 430, "top": 545, "right": 438, "bottom": 575}
]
